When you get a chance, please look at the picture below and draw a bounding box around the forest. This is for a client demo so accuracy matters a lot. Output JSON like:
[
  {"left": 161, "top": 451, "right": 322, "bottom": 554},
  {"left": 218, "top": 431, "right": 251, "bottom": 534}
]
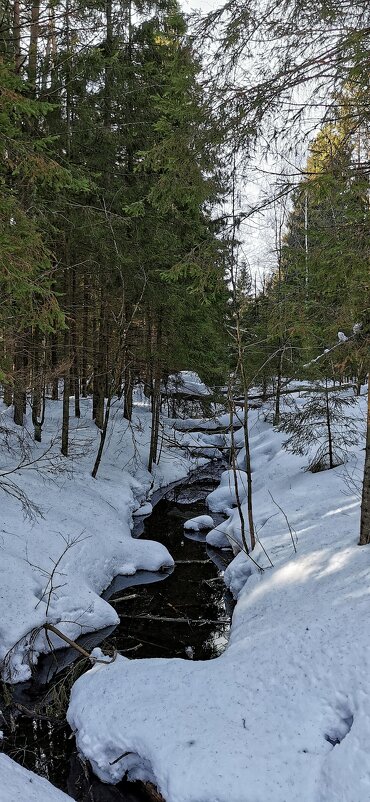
[{"left": 0, "top": 0, "right": 369, "bottom": 800}]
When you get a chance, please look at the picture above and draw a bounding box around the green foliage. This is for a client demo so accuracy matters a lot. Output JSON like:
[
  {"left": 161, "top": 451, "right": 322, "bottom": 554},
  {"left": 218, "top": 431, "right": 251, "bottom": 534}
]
[
  {"left": 0, "top": 60, "right": 69, "bottom": 355},
  {"left": 278, "top": 386, "right": 359, "bottom": 472}
]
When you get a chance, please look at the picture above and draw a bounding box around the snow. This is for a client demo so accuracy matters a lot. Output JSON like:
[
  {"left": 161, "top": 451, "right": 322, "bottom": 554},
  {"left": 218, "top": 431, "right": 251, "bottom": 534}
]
[
  {"left": 206, "top": 468, "right": 248, "bottom": 513},
  {"left": 133, "top": 502, "right": 153, "bottom": 517},
  {"left": 166, "top": 371, "right": 211, "bottom": 397},
  {"left": 183, "top": 515, "right": 215, "bottom": 531},
  {"left": 67, "top": 389, "right": 370, "bottom": 802},
  {"left": 0, "top": 754, "right": 72, "bottom": 802},
  {"left": 0, "top": 396, "right": 209, "bottom": 683}
]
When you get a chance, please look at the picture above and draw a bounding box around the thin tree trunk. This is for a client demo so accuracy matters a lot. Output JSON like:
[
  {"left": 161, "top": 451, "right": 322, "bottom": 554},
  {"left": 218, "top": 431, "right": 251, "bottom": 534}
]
[
  {"left": 359, "top": 369, "right": 370, "bottom": 545},
  {"left": 123, "top": 363, "right": 133, "bottom": 421},
  {"left": 325, "top": 378, "right": 334, "bottom": 469},
  {"left": 71, "top": 268, "right": 80, "bottom": 417},
  {"left": 229, "top": 389, "right": 249, "bottom": 555},
  {"left": 239, "top": 362, "right": 256, "bottom": 551},
  {"left": 2, "top": 334, "right": 13, "bottom": 406},
  {"left": 91, "top": 394, "right": 111, "bottom": 479},
  {"left": 61, "top": 269, "right": 70, "bottom": 456},
  {"left": 13, "top": 336, "right": 25, "bottom": 425},
  {"left": 94, "top": 298, "right": 106, "bottom": 429},
  {"left": 61, "top": 369, "right": 70, "bottom": 456},
  {"left": 81, "top": 273, "right": 89, "bottom": 398},
  {"left": 148, "top": 374, "right": 160, "bottom": 472},
  {"left": 51, "top": 333, "right": 58, "bottom": 400},
  {"left": 31, "top": 326, "right": 42, "bottom": 438},
  {"left": 273, "top": 349, "right": 283, "bottom": 426}
]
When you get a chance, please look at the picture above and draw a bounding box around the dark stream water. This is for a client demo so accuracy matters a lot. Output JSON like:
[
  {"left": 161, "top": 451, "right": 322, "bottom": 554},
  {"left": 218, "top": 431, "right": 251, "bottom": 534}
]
[{"left": 1, "top": 464, "right": 234, "bottom": 801}]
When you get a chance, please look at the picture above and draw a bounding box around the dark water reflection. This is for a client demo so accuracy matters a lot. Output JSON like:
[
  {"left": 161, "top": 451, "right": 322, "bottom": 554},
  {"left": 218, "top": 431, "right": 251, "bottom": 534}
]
[{"left": 1, "top": 465, "right": 234, "bottom": 801}]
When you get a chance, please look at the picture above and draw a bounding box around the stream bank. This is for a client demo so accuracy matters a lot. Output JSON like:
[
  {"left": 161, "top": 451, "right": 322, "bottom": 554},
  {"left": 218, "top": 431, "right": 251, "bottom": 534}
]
[{"left": 1, "top": 462, "right": 234, "bottom": 802}]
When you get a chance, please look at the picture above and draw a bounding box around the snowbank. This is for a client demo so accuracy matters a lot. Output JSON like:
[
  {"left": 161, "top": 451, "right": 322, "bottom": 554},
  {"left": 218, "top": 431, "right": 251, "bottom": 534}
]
[
  {"left": 0, "top": 754, "right": 72, "bottom": 802},
  {"left": 183, "top": 515, "right": 214, "bottom": 531},
  {"left": 67, "top": 392, "right": 370, "bottom": 802},
  {"left": 0, "top": 397, "right": 209, "bottom": 682}
]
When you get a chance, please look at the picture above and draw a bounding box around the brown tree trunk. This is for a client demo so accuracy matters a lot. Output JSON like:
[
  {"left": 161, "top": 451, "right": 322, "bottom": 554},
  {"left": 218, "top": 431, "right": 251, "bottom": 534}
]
[
  {"left": 13, "top": 0, "right": 21, "bottom": 71},
  {"left": 148, "top": 373, "right": 161, "bottom": 473},
  {"left": 81, "top": 273, "right": 89, "bottom": 398},
  {"left": 359, "top": 370, "right": 370, "bottom": 545},
  {"left": 71, "top": 267, "right": 80, "bottom": 417},
  {"left": 28, "top": 0, "right": 40, "bottom": 91},
  {"left": 92, "top": 394, "right": 112, "bottom": 479},
  {"left": 239, "top": 361, "right": 256, "bottom": 551},
  {"left": 273, "top": 348, "right": 283, "bottom": 427},
  {"left": 93, "top": 299, "right": 106, "bottom": 430},
  {"left": 229, "top": 390, "right": 249, "bottom": 555},
  {"left": 325, "top": 378, "right": 334, "bottom": 469},
  {"left": 31, "top": 326, "right": 43, "bottom": 438},
  {"left": 123, "top": 363, "right": 133, "bottom": 421},
  {"left": 51, "top": 333, "right": 59, "bottom": 400},
  {"left": 61, "top": 269, "right": 70, "bottom": 456},
  {"left": 13, "top": 335, "right": 26, "bottom": 425},
  {"left": 2, "top": 334, "right": 13, "bottom": 406}
]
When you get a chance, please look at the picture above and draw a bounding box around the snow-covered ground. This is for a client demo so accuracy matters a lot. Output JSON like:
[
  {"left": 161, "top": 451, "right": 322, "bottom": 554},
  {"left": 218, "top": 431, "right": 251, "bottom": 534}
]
[
  {"left": 0, "top": 754, "right": 72, "bottom": 802},
  {"left": 0, "top": 393, "right": 213, "bottom": 685},
  {"left": 67, "top": 389, "right": 369, "bottom": 802},
  {"left": 1, "top": 383, "right": 223, "bottom": 800}
]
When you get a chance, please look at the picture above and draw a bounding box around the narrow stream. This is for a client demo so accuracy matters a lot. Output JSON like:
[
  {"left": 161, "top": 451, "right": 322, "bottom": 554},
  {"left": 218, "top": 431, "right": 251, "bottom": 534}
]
[{"left": 1, "top": 464, "right": 234, "bottom": 801}]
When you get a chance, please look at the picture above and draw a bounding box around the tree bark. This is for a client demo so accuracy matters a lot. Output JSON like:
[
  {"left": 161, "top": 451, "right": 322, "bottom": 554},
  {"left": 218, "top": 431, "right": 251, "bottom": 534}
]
[
  {"left": 81, "top": 272, "right": 89, "bottom": 398},
  {"left": 71, "top": 267, "right": 80, "bottom": 417},
  {"left": 13, "top": 335, "right": 26, "bottom": 425},
  {"left": 273, "top": 348, "right": 283, "bottom": 426},
  {"left": 325, "top": 377, "right": 334, "bottom": 469},
  {"left": 51, "top": 333, "right": 58, "bottom": 400},
  {"left": 28, "top": 0, "right": 40, "bottom": 91},
  {"left": 31, "top": 326, "right": 43, "bottom": 438},
  {"left": 359, "top": 370, "right": 370, "bottom": 545},
  {"left": 13, "top": 0, "right": 21, "bottom": 71},
  {"left": 61, "top": 270, "right": 70, "bottom": 456},
  {"left": 123, "top": 363, "right": 133, "bottom": 421},
  {"left": 93, "top": 298, "right": 106, "bottom": 430},
  {"left": 91, "top": 394, "right": 111, "bottom": 479}
]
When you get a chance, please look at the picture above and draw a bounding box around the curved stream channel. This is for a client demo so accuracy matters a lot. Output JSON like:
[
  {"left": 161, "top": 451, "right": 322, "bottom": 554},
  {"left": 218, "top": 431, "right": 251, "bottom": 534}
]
[{"left": 1, "top": 462, "right": 234, "bottom": 801}]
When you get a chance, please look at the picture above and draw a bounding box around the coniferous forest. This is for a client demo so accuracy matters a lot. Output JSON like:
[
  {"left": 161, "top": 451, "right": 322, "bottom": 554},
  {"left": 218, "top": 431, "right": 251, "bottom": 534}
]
[{"left": 0, "top": 1, "right": 370, "bottom": 801}]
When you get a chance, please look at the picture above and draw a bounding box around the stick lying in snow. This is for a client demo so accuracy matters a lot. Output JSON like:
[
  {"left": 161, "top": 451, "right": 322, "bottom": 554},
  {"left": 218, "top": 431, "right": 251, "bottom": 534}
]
[{"left": 118, "top": 614, "right": 229, "bottom": 625}]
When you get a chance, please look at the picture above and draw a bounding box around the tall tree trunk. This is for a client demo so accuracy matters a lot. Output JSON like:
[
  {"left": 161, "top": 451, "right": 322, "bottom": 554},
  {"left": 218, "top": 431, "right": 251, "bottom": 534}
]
[
  {"left": 13, "top": 335, "right": 26, "bottom": 425},
  {"left": 239, "top": 361, "right": 256, "bottom": 551},
  {"left": 325, "top": 378, "right": 334, "bottom": 469},
  {"left": 13, "top": 0, "right": 21, "bottom": 70},
  {"left": 51, "top": 333, "right": 59, "bottom": 400},
  {"left": 123, "top": 362, "right": 133, "bottom": 421},
  {"left": 61, "top": 269, "right": 70, "bottom": 456},
  {"left": 229, "top": 389, "right": 249, "bottom": 555},
  {"left": 91, "top": 394, "right": 112, "bottom": 479},
  {"left": 273, "top": 348, "right": 283, "bottom": 426},
  {"left": 359, "top": 370, "right": 370, "bottom": 545},
  {"left": 71, "top": 267, "right": 80, "bottom": 417},
  {"left": 61, "top": 367, "right": 70, "bottom": 456},
  {"left": 31, "top": 326, "right": 43, "bottom": 438},
  {"left": 93, "top": 298, "right": 106, "bottom": 430},
  {"left": 2, "top": 334, "right": 13, "bottom": 406},
  {"left": 81, "top": 273, "right": 89, "bottom": 398},
  {"left": 28, "top": 0, "right": 40, "bottom": 91},
  {"left": 148, "top": 372, "right": 161, "bottom": 473}
]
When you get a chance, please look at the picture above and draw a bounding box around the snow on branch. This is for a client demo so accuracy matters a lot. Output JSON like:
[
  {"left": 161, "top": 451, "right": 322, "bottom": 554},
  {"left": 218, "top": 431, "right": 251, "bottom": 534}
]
[{"left": 303, "top": 324, "right": 362, "bottom": 368}]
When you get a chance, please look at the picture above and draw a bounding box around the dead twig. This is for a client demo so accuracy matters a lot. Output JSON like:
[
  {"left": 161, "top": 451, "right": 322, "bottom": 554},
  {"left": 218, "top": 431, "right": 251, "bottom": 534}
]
[{"left": 268, "top": 490, "right": 298, "bottom": 553}]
